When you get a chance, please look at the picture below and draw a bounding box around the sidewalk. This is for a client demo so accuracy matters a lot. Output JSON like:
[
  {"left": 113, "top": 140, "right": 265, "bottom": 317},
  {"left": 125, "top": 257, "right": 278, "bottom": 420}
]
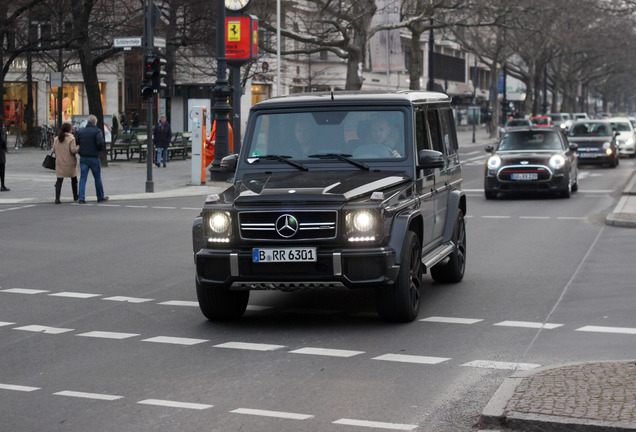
[{"left": 0, "top": 145, "right": 229, "bottom": 205}]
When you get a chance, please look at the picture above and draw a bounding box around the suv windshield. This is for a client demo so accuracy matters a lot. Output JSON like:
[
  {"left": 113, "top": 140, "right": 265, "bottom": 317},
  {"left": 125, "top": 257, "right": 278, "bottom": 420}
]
[
  {"left": 499, "top": 130, "right": 564, "bottom": 151},
  {"left": 569, "top": 122, "right": 612, "bottom": 137},
  {"left": 246, "top": 110, "right": 406, "bottom": 160}
]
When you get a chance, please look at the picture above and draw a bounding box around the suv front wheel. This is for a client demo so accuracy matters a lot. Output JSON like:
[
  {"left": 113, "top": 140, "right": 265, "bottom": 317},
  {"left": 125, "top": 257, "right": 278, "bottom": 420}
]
[
  {"left": 376, "top": 231, "right": 422, "bottom": 322},
  {"left": 430, "top": 210, "right": 466, "bottom": 283},
  {"left": 197, "top": 279, "right": 249, "bottom": 321}
]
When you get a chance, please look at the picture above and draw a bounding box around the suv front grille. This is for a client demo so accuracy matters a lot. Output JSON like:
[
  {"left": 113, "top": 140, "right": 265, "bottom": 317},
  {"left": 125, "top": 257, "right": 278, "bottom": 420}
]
[
  {"left": 498, "top": 165, "right": 551, "bottom": 181},
  {"left": 239, "top": 210, "right": 337, "bottom": 241}
]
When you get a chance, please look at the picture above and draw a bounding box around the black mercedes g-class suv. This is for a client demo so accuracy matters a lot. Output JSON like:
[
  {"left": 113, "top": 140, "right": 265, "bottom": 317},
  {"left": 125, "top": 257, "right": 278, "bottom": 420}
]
[{"left": 192, "top": 91, "right": 466, "bottom": 322}]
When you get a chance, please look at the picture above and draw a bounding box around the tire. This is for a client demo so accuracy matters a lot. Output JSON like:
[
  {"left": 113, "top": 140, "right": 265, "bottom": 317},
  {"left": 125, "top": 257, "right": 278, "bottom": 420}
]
[
  {"left": 430, "top": 210, "right": 466, "bottom": 283},
  {"left": 376, "top": 231, "right": 422, "bottom": 322},
  {"left": 571, "top": 170, "right": 579, "bottom": 192},
  {"left": 560, "top": 175, "right": 571, "bottom": 198},
  {"left": 484, "top": 190, "right": 497, "bottom": 200},
  {"left": 196, "top": 279, "right": 249, "bottom": 321},
  {"left": 609, "top": 157, "right": 618, "bottom": 168}
]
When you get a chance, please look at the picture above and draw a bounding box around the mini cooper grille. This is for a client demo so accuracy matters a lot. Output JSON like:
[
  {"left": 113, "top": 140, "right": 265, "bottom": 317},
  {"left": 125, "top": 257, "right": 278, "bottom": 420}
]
[
  {"left": 498, "top": 166, "right": 551, "bottom": 181},
  {"left": 238, "top": 211, "right": 337, "bottom": 240}
]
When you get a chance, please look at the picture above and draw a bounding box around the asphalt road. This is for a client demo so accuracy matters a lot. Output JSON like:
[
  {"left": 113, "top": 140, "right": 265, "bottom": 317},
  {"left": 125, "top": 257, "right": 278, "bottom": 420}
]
[{"left": 1, "top": 143, "right": 635, "bottom": 432}]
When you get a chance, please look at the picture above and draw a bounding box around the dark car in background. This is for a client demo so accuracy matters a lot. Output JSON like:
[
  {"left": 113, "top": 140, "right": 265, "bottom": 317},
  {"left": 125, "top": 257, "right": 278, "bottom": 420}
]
[
  {"left": 568, "top": 121, "right": 619, "bottom": 168},
  {"left": 484, "top": 127, "right": 579, "bottom": 199},
  {"left": 499, "top": 118, "right": 533, "bottom": 138}
]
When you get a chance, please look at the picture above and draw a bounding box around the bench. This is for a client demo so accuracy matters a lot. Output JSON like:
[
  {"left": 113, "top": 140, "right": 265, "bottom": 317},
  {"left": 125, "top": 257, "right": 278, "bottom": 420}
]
[
  {"left": 167, "top": 132, "right": 192, "bottom": 160},
  {"left": 108, "top": 132, "right": 138, "bottom": 161}
]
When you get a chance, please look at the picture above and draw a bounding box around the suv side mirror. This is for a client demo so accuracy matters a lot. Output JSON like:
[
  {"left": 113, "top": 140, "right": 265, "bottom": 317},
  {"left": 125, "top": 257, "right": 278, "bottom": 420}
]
[
  {"left": 569, "top": 143, "right": 578, "bottom": 152},
  {"left": 485, "top": 145, "right": 494, "bottom": 153},
  {"left": 221, "top": 153, "right": 238, "bottom": 171},
  {"left": 417, "top": 149, "right": 445, "bottom": 169}
]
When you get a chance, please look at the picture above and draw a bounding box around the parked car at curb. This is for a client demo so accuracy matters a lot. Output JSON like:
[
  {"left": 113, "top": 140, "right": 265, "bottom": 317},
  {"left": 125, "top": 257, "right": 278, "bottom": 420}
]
[
  {"left": 608, "top": 117, "right": 636, "bottom": 158},
  {"left": 484, "top": 127, "right": 579, "bottom": 199},
  {"left": 568, "top": 121, "right": 619, "bottom": 168},
  {"left": 192, "top": 91, "right": 467, "bottom": 322}
]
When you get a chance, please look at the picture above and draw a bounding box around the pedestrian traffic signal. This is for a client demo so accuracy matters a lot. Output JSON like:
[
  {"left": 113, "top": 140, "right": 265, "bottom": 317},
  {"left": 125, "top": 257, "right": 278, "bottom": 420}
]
[{"left": 142, "top": 55, "right": 168, "bottom": 94}]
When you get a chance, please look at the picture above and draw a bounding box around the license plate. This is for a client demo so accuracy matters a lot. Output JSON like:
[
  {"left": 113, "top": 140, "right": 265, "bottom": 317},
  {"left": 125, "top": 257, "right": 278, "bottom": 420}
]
[
  {"left": 511, "top": 173, "right": 538, "bottom": 180},
  {"left": 578, "top": 153, "right": 597, "bottom": 158},
  {"left": 252, "top": 247, "right": 317, "bottom": 263}
]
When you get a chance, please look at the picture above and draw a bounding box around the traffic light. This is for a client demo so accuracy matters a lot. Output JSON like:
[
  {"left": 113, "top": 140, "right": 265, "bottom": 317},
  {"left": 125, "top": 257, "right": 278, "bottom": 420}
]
[{"left": 141, "top": 55, "right": 167, "bottom": 97}]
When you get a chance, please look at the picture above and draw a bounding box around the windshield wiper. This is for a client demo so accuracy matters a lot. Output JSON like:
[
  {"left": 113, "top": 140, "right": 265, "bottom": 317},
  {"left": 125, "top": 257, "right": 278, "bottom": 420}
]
[
  {"left": 308, "top": 153, "right": 369, "bottom": 170},
  {"left": 247, "top": 154, "right": 308, "bottom": 171}
]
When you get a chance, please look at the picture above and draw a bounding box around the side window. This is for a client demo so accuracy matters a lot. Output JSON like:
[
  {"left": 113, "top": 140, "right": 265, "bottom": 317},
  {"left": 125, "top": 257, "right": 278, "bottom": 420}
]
[
  {"left": 415, "top": 108, "right": 429, "bottom": 153},
  {"left": 439, "top": 107, "right": 458, "bottom": 156},
  {"left": 426, "top": 108, "right": 444, "bottom": 154}
]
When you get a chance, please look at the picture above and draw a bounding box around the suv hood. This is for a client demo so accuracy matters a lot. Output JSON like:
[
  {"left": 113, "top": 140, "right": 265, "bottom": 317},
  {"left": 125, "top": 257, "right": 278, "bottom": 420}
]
[{"left": 232, "top": 170, "right": 410, "bottom": 204}]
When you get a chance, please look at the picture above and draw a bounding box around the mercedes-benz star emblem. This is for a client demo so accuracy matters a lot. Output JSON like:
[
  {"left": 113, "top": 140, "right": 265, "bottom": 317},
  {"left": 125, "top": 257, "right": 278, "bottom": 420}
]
[{"left": 275, "top": 214, "right": 299, "bottom": 238}]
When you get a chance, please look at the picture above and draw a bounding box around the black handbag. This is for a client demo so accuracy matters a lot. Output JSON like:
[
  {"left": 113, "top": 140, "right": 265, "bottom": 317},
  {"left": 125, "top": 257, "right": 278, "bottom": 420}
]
[{"left": 42, "top": 153, "right": 56, "bottom": 170}]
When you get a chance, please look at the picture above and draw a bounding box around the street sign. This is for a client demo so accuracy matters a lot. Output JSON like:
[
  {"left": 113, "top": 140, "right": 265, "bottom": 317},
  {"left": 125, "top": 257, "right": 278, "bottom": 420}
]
[
  {"left": 50, "top": 72, "right": 63, "bottom": 88},
  {"left": 114, "top": 37, "right": 142, "bottom": 48},
  {"left": 154, "top": 37, "right": 166, "bottom": 48}
]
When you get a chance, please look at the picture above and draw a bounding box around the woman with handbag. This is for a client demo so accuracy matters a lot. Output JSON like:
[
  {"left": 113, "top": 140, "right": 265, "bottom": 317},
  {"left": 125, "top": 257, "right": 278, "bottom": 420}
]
[{"left": 51, "top": 122, "right": 79, "bottom": 204}]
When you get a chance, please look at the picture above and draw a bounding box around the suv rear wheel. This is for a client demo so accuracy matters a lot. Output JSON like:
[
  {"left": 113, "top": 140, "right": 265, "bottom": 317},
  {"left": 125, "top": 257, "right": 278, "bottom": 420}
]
[
  {"left": 430, "top": 210, "right": 466, "bottom": 283},
  {"left": 196, "top": 279, "right": 249, "bottom": 321},
  {"left": 376, "top": 231, "right": 422, "bottom": 322}
]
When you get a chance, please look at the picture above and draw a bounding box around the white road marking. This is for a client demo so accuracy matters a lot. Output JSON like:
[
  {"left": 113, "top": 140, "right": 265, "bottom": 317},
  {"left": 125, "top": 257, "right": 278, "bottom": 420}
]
[
  {"left": 494, "top": 321, "right": 563, "bottom": 329},
  {"left": 49, "top": 292, "right": 101, "bottom": 299},
  {"left": 462, "top": 360, "right": 541, "bottom": 370},
  {"left": 13, "top": 325, "right": 73, "bottom": 334},
  {"left": 519, "top": 216, "right": 551, "bottom": 220},
  {"left": 372, "top": 354, "right": 450, "bottom": 365},
  {"left": 159, "top": 300, "right": 198, "bottom": 307},
  {"left": 214, "top": 341, "right": 286, "bottom": 351},
  {"left": 1, "top": 288, "right": 48, "bottom": 294},
  {"left": 103, "top": 296, "right": 153, "bottom": 303},
  {"left": 576, "top": 325, "right": 636, "bottom": 335},
  {"left": 77, "top": 331, "right": 140, "bottom": 340},
  {"left": 482, "top": 215, "right": 511, "bottom": 219},
  {"left": 420, "top": 316, "right": 483, "bottom": 324},
  {"left": 124, "top": 205, "right": 148, "bottom": 208},
  {"left": 54, "top": 390, "right": 123, "bottom": 401},
  {"left": 246, "top": 304, "right": 273, "bottom": 311},
  {"left": 333, "top": 418, "right": 418, "bottom": 430},
  {"left": 152, "top": 206, "right": 177, "bottom": 209},
  {"left": 137, "top": 399, "right": 213, "bottom": 410},
  {"left": 0, "top": 205, "right": 37, "bottom": 212},
  {"left": 231, "top": 408, "right": 314, "bottom": 420},
  {"left": 0, "top": 383, "right": 40, "bottom": 392},
  {"left": 0, "top": 321, "right": 15, "bottom": 327},
  {"left": 557, "top": 217, "right": 586, "bottom": 220},
  {"left": 289, "top": 347, "right": 365, "bottom": 358},
  {"left": 142, "top": 336, "right": 209, "bottom": 345}
]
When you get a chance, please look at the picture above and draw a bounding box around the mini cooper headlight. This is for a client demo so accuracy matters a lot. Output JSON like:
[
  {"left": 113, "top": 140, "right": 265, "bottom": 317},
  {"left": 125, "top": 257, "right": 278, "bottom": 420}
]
[
  {"left": 207, "top": 211, "right": 232, "bottom": 234},
  {"left": 549, "top": 154, "right": 566, "bottom": 169},
  {"left": 345, "top": 210, "right": 380, "bottom": 242},
  {"left": 487, "top": 155, "right": 502, "bottom": 170}
]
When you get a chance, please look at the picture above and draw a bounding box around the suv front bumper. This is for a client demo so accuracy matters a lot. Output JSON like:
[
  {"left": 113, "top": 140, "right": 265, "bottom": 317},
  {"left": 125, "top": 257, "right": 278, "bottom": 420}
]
[{"left": 195, "top": 246, "right": 398, "bottom": 290}]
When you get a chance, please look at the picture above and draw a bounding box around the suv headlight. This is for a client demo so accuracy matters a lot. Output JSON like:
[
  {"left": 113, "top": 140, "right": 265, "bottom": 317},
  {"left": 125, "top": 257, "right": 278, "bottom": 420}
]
[
  {"left": 204, "top": 210, "right": 232, "bottom": 242},
  {"left": 345, "top": 209, "right": 381, "bottom": 242},
  {"left": 549, "top": 154, "right": 566, "bottom": 169}
]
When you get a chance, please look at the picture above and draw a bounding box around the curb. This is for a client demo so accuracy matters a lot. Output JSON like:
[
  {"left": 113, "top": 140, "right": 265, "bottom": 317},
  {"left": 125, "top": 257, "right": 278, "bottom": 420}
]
[
  {"left": 481, "top": 361, "right": 636, "bottom": 432},
  {"left": 604, "top": 171, "right": 636, "bottom": 228}
]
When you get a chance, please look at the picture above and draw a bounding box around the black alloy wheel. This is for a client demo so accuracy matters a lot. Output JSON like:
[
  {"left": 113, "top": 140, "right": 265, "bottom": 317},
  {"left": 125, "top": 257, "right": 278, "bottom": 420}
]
[
  {"left": 430, "top": 209, "right": 466, "bottom": 283},
  {"left": 196, "top": 279, "right": 249, "bottom": 321}
]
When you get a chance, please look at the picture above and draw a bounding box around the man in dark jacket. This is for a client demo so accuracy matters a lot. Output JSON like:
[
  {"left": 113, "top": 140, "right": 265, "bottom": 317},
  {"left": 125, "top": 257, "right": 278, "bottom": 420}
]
[
  {"left": 77, "top": 114, "right": 108, "bottom": 203},
  {"left": 154, "top": 115, "right": 172, "bottom": 167}
]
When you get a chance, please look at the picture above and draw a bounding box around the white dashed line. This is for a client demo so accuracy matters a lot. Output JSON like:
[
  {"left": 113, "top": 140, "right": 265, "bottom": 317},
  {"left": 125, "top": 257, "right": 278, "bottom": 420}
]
[
  {"left": 137, "top": 399, "right": 213, "bottom": 410},
  {"left": 482, "top": 216, "right": 511, "bottom": 219},
  {"left": 53, "top": 390, "right": 123, "bottom": 401},
  {"left": 494, "top": 321, "right": 563, "bottom": 329},
  {"left": 333, "top": 418, "right": 418, "bottom": 430},
  {"left": 519, "top": 216, "right": 551, "bottom": 220},
  {"left": 124, "top": 205, "right": 148, "bottom": 208},
  {"left": 420, "top": 316, "right": 483, "bottom": 324},
  {"left": 289, "top": 347, "right": 365, "bottom": 358},
  {"left": 142, "top": 336, "right": 209, "bottom": 345},
  {"left": 0, "top": 383, "right": 40, "bottom": 392},
  {"left": 461, "top": 360, "right": 541, "bottom": 370},
  {"left": 13, "top": 325, "right": 73, "bottom": 334},
  {"left": 77, "top": 331, "right": 140, "bottom": 340},
  {"left": 231, "top": 408, "right": 314, "bottom": 420},
  {"left": 103, "top": 296, "right": 153, "bottom": 303},
  {"left": 214, "top": 341, "right": 286, "bottom": 351},
  {"left": 246, "top": 304, "right": 273, "bottom": 311},
  {"left": 0, "top": 321, "right": 15, "bottom": 327},
  {"left": 372, "top": 354, "right": 451, "bottom": 365},
  {"left": 152, "top": 206, "right": 177, "bottom": 209},
  {"left": 159, "top": 300, "right": 198, "bottom": 307},
  {"left": 1, "top": 288, "right": 48, "bottom": 294},
  {"left": 49, "top": 291, "right": 101, "bottom": 299},
  {"left": 575, "top": 325, "right": 636, "bottom": 335}
]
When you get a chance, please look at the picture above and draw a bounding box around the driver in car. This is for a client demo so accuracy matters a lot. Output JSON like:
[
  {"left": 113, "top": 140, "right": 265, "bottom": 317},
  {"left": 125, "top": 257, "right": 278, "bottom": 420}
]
[{"left": 370, "top": 117, "right": 402, "bottom": 157}]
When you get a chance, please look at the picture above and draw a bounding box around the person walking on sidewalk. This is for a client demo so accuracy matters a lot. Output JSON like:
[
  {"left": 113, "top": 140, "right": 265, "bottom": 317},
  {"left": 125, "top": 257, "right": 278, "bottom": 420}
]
[
  {"left": 0, "top": 116, "right": 9, "bottom": 192},
  {"left": 51, "top": 123, "right": 79, "bottom": 204},
  {"left": 154, "top": 115, "right": 171, "bottom": 168},
  {"left": 76, "top": 114, "right": 108, "bottom": 204}
]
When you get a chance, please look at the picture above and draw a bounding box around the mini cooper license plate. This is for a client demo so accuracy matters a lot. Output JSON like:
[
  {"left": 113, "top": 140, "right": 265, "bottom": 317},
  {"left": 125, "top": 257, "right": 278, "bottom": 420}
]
[
  {"left": 253, "top": 247, "right": 317, "bottom": 263},
  {"left": 511, "top": 173, "right": 538, "bottom": 180}
]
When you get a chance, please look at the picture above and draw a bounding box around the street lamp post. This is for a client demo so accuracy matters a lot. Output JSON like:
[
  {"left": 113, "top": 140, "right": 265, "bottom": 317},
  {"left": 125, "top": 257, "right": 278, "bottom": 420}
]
[
  {"left": 427, "top": 18, "right": 434, "bottom": 91},
  {"left": 209, "top": 0, "right": 233, "bottom": 181}
]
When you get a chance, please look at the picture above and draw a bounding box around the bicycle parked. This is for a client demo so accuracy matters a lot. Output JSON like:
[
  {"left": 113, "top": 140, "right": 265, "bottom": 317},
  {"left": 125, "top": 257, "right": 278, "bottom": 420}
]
[{"left": 38, "top": 124, "right": 55, "bottom": 150}]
